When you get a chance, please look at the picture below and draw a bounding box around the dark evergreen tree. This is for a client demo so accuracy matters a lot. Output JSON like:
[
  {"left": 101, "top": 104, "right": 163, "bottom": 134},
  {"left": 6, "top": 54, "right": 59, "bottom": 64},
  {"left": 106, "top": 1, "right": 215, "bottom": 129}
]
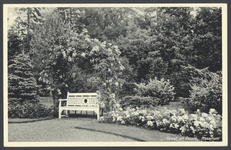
[
  {"left": 8, "top": 54, "right": 39, "bottom": 103},
  {"left": 191, "top": 7, "right": 222, "bottom": 72}
]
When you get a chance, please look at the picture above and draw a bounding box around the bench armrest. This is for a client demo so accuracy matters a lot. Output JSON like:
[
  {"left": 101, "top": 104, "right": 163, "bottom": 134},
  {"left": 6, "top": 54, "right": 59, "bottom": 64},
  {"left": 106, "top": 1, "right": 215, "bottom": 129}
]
[{"left": 59, "top": 99, "right": 67, "bottom": 101}]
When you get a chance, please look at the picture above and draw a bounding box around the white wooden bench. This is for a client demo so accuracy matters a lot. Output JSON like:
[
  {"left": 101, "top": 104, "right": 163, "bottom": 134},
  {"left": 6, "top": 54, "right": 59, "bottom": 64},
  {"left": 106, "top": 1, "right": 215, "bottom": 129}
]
[{"left": 58, "top": 92, "right": 100, "bottom": 120}]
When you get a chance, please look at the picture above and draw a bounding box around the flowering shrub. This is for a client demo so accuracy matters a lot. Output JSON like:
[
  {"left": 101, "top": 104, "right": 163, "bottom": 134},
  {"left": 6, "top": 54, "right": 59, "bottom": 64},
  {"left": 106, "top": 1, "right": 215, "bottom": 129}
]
[
  {"left": 187, "top": 72, "right": 222, "bottom": 114},
  {"left": 107, "top": 107, "right": 222, "bottom": 141},
  {"left": 135, "top": 78, "right": 175, "bottom": 105}
]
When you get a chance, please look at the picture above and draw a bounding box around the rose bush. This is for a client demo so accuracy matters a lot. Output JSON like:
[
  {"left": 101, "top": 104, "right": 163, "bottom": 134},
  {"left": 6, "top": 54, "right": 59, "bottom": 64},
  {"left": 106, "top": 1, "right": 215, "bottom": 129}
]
[{"left": 102, "top": 107, "right": 222, "bottom": 141}]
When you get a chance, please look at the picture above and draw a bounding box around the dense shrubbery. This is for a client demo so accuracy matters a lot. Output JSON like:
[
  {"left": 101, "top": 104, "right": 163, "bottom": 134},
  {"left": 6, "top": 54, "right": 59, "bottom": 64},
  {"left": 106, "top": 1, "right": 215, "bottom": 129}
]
[
  {"left": 120, "top": 96, "right": 158, "bottom": 109},
  {"left": 8, "top": 101, "right": 53, "bottom": 118},
  {"left": 99, "top": 107, "right": 222, "bottom": 141},
  {"left": 121, "top": 78, "right": 175, "bottom": 108},
  {"left": 135, "top": 78, "right": 175, "bottom": 105},
  {"left": 186, "top": 72, "right": 222, "bottom": 114}
]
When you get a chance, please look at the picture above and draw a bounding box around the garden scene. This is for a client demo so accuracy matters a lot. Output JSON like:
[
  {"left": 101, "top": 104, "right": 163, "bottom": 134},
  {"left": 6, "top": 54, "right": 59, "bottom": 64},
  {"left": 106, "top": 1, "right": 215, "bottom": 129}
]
[{"left": 7, "top": 7, "right": 222, "bottom": 142}]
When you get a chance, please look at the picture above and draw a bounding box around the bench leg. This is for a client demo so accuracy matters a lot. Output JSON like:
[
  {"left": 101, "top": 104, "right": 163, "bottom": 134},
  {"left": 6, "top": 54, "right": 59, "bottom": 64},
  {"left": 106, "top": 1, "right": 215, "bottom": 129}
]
[
  {"left": 65, "top": 110, "right": 69, "bottom": 117},
  {"left": 97, "top": 109, "right": 100, "bottom": 120},
  {"left": 59, "top": 109, "right": 62, "bottom": 119}
]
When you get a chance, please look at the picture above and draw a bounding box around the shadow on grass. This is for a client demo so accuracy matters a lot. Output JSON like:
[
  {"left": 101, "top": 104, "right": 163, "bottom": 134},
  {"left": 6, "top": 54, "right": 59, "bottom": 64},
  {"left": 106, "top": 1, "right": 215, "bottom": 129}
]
[{"left": 74, "top": 126, "right": 145, "bottom": 142}]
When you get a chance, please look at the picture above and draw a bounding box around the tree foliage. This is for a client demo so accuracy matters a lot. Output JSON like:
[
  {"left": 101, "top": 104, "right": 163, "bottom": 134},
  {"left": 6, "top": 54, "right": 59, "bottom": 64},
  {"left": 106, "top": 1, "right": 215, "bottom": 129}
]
[
  {"left": 8, "top": 7, "right": 223, "bottom": 117},
  {"left": 8, "top": 54, "right": 39, "bottom": 102}
]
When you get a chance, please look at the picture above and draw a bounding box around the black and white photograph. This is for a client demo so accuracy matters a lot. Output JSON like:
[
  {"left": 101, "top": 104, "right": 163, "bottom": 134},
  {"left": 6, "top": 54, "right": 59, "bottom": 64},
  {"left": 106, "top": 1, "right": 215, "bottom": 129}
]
[{"left": 3, "top": 3, "right": 228, "bottom": 147}]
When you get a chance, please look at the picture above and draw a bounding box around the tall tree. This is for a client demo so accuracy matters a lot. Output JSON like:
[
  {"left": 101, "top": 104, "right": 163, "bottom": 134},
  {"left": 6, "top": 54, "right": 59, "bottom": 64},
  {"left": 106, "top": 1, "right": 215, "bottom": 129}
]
[
  {"left": 8, "top": 54, "right": 40, "bottom": 103},
  {"left": 191, "top": 7, "right": 222, "bottom": 72},
  {"left": 16, "top": 7, "right": 43, "bottom": 54},
  {"left": 30, "top": 10, "right": 98, "bottom": 116}
]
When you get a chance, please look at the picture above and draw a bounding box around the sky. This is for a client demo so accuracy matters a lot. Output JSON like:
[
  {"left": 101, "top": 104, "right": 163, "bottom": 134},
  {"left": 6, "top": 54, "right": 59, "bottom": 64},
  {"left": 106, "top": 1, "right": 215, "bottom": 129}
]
[
  {"left": 7, "top": 7, "right": 26, "bottom": 29},
  {"left": 7, "top": 7, "right": 198, "bottom": 30}
]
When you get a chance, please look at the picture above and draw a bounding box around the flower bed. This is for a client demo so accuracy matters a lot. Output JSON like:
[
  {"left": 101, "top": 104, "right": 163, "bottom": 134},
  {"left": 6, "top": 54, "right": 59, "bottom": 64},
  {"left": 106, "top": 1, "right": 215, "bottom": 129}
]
[{"left": 99, "top": 107, "right": 222, "bottom": 141}]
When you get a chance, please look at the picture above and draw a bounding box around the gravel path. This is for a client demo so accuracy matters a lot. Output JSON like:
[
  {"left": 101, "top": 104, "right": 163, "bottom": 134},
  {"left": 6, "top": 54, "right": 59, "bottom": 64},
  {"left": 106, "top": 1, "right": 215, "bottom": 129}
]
[{"left": 8, "top": 119, "right": 136, "bottom": 142}]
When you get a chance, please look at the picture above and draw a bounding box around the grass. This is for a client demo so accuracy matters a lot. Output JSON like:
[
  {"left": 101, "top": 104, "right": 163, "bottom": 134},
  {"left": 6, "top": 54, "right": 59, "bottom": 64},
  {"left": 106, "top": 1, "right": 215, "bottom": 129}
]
[
  {"left": 8, "top": 97, "right": 200, "bottom": 142},
  {"left": 8, "top": 117, "right": 200, "bottom": 142}
]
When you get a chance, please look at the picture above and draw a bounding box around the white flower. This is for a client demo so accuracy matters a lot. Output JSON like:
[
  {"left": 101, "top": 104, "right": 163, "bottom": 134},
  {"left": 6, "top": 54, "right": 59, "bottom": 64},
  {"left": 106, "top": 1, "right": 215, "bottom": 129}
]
[
  {"left": 132, "top": 111, "right": 137, "bottom": 116},
  {"left": 171, "top": 116, "right": 177, "bottom": 122},
  {"left": 199, "top": 117, "right": 205, "bottom": 122},
  {"left": 85, "top": 37, "right": 91, "bottom": 43},
  {"left": 146, "top": 116, "right": 154, "bottom": 120},
  {"left": 200, "top": 122, "right": 206, "bottom": 127},
  {"left": 121, "top": 120, "right": 125, "bottom": 124},
  {"left": 202, "top": 113, "right": 208, "bottom": 118},
  {"left": 102, "top": 41, "right": 107, "bottom": 47},
  {"left": 119, "top": 65, "right": 125, "bottom": 71},
  {"left": 210, "top": 120, "right": 216, "bottom": 127},
  {"left": 139, "top": 116, "right": 145, "bottom": 122},
  {"left": 117, "top": 116, "right": 123, "bottom": 121},
  {"left": 190, "top": 114, "right": 198, "bottom": 121},
  {"left": 147, "top": 121, "right": 153, "bottom": 127},
  {"left": 81, "top": 52, "right": 86, "bottom": 57},
  {"left": 141, "top": 110, "right": 147, "bottom": 114},
  {"left": 92, "top": 46, "right": 99, "bottom": 52},
  {"left": 83, "top": 29, "right": 88, "bottom": 33},
  {"left": 115, "top": 82, "right": 119, "bottom": 87},
  {"left": 177, "top": 116, "right": 184, "bottom": 122},
  {"left": 182, "top": 115, "right": 189, "bottom": 120},
  {"left": 209, "top": 124, "right": 214, "bottom": 131},
  {"left": 209, "top": 108, "right": 216, "bottom": 114},
  {"left": 194, "top": 121, "right": 200, "bottom": 127},
  {"left": 174, "top": 124, "right": 179, "bottom": 128},
  {"left": 139, "top": 116, "right": 144, "bottom": 120},
  {"left": 112, "top": 117, "right": 116, "bottom": 122},
  {"left": 190, "top": 126, "right": 194, "bottom": 130},
  {"left": 179, "top": 109, "right": 185, "bottom": 114},
  {"left": 162, "top": 118, "right": 168, "bottom": 124},
  {"left": 100, "top": 116, "right": 104, "bottom": 121}
]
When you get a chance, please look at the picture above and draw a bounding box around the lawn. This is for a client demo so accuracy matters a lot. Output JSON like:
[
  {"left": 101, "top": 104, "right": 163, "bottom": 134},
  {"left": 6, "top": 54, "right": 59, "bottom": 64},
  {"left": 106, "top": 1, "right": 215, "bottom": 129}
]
[
  {"left": 8, "top": 97, "right": 200, "bottom": 142},
  {"left": 8, "top": 117, "right": 200, "bottom": 142}
]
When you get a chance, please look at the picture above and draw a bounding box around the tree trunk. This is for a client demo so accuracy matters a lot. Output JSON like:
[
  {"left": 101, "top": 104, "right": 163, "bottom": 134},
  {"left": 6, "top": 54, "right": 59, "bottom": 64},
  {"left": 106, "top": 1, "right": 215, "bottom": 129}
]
[
  {"left": 52, "top": 90, "right": 58, "bottom": 118},
  {"left": 27, "top": 8, "right": 30, "bottom": 53}
]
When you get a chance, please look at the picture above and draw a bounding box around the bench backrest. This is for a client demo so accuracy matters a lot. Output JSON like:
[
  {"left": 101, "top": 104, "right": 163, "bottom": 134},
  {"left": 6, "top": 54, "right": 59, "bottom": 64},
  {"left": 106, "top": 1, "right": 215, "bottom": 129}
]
[{"left": 66, "top": 92, "right": 98, "bottom": 107}]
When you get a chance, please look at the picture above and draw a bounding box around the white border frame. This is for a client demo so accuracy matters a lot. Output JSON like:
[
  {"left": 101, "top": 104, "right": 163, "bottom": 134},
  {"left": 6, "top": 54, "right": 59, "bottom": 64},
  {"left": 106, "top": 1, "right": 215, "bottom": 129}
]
[{"left": 3, "top": 3, "right": 228, "bottom": 147}]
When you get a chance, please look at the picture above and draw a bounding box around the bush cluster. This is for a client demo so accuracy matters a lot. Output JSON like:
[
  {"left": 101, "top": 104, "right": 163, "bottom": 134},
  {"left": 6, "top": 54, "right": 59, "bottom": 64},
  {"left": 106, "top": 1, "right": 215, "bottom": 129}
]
[
  {"left": 8, "top": 101, "right": 53, "bottom": 118},
  {"left": 120, "top": 96, "right": 158, "bottom": 109},
  {"left": 186, "top": 72, "right": 222, "bottom": 114},
  {"left": 100, "top": 107, "right": 222, "bottom": 141},
  {"left": 120, "top": 78, "right": 175, "bottom": 108}
]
